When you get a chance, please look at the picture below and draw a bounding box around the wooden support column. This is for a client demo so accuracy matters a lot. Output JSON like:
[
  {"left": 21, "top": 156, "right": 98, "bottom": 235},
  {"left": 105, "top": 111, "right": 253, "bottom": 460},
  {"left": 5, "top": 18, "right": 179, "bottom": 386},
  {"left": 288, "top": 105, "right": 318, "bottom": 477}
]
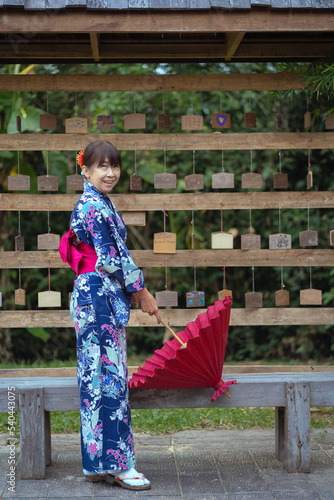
[
  {"left": 90, "top": 33, "right": 100, "bottom": 61},
  {"left": 225, "top": 32, "right": 246, "bottom": 61},
  {"left": 275, "top": 406, "right": 285, "bottom": 462}
]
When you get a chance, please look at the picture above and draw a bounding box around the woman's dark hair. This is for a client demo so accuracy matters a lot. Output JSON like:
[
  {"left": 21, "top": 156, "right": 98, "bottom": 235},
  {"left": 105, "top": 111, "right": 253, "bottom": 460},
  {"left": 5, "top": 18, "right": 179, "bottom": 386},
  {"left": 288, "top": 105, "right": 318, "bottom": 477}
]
[{"left": 83, "top": 140, "right": 121, "bottom": 170}]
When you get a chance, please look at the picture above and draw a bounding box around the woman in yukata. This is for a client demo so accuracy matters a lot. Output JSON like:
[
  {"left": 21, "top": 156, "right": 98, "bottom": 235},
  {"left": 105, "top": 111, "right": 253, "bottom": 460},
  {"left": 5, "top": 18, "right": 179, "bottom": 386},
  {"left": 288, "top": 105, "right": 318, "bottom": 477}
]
[{"left": 59, "top": 140, "right": 161, "bottom": 491}]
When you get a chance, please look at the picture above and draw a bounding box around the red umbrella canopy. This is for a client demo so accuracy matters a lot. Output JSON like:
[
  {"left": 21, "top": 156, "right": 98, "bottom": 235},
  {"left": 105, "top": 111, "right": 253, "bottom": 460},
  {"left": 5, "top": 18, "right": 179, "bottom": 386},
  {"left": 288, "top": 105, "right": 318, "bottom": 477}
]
[{"left": 129, "top": 297, "right": 236, "bottom": 402}]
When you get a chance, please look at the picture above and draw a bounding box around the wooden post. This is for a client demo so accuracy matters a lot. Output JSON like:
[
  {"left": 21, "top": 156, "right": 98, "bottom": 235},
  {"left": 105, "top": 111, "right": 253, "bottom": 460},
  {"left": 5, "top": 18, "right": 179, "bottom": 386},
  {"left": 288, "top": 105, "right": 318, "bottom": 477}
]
[{"left": 275, "top": 406, "right": 285, "bottom": 462}]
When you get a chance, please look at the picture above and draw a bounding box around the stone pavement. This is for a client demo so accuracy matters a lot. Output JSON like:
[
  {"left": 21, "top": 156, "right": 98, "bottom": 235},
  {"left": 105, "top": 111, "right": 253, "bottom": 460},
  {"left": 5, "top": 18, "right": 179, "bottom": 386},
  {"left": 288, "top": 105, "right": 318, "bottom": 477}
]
[{"left": 0, "top": 429, "right": 333, "bottom": 500}]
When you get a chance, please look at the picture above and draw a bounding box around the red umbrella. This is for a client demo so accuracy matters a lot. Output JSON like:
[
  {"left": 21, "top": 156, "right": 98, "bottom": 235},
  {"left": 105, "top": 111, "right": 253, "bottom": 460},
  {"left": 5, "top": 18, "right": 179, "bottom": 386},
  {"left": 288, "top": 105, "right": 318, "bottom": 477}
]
[{"left": 129, "top": 297, "right": 236, "bottom": 402}]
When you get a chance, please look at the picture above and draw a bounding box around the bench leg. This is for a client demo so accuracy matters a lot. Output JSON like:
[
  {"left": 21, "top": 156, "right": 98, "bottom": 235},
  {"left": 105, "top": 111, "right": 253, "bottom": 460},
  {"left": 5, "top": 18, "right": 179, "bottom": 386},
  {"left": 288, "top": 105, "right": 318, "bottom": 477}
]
[
  {"left": 45, "top": 410, "right": 51, "bottom": 466},
  {"left": 284, "top": 382, "right": 310, "bottom": 473},
  {"left": 275, "top": 406, "right": 285, "bottom": 461},
  {"left": 19, "top": 388, "right": 47, "bottom": 479}
]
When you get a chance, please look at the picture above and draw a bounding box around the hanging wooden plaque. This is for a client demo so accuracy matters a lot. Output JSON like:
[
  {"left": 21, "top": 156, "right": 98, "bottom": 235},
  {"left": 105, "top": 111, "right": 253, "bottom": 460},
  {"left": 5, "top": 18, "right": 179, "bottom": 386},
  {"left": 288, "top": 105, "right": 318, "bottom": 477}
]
[
  {"left": 130, "top": 174, "right": 142, "bottom": 191},
  {"left": 124, "top": 113, "right": 146, "bottom": 130},
  {"left": 212, "top": 172, "right": 234, "bottom": 189},
  {"left": 15, "top": 235, "right": 25, "bottom": 252},
  {"left": 153, "top": 232, "right": 176, "bottom": 254},
  {"left": 241, "top": 173, "right": 262, "bottom": 189},
  {"left": 157, "top": 114, "right": 171, "bottom": 130},
  {"left": 300, "top": 288, "right": 322, "bottom": 306},
  {"left": 0, "top": 292, "right": 2, "bottom": 307},
  {"left": 181, "top": 114, "right": 203, "bottom": 130},
  {"left": 186, "top": 291, "right": 205, "bottom": 308},
  {"left": 65, "top": 117, "right": 87, "bottom": 133},
  {"left": 245, "top": 291, "right": 263, "bottom": 308},
  {"left": 38, "top": 233, "right": 60, "bottom": 250},
  {"left": 299, "top": 230, "right": 318, "bottom": 247},
  {"left": 185, "top": 174, "right": 204, "bottom": 191},
  {"left": 304, "top": 111, "right": 312, "bottom": 129},
  {"left": 97, "top": 115, "right": 115, "bottom": 131},
  {"left": 16, "top": 116, "right": 21, "bottom": 132},
  {"left": 218, "top": 289, "right": 232, "bottom": 301},
  {"left": 121, "top": 211, "right": 146, "bottom": 226},
  {"left": 244, "top": 112, "right": 257, "bottom": 128},
  {"left": 211, "top": 231, "right": 233, "bottom": 249},
  {"left": 269, "top": 233, "right": 291, "bottom": 250},
  {"left": 307, "top": 170, "right": 313, "bottom": 190},
  {"left": 325, "top": 113, "right": 334, "bottom": 129},
  {"left": 276, "top": 113, "right": 283, "bottom": 131},
  {"left": 38, "top": 175, "right": 58, "bottom": 191},
  {"left": 273, "top": 173, "right": 288, "bottom": 189},
  {"left": 40, "top": 113, "right": 57, "bottom": 130},
  {"left": 212, "top": 113, "right": 231, "bottom": 129},
  {"left": 8, "top": 174, "right": 30, "bottom": 191},
  {"left": 156, "top": 290, "right": 178, "bottom": 307},
  {"left": 38, "top": 290, "right": 61, "bottom": 308},
  {"left": 275, "top": 289, "right": 290, "bottom": 307},
  {"left": 241, "top": 234, "right": 261, "bottom": 250},
  {"left": 67, "top": 174, "right": 84, "bottom": 191},
  {"left": 15, "top": 288, "right": 26, "bottom": 306},
  {"left": 330, "top": 230, "right": 334, "bottom": 246},
  {"left": 154, "top": 173, "right": 177, "bottom": 189}
]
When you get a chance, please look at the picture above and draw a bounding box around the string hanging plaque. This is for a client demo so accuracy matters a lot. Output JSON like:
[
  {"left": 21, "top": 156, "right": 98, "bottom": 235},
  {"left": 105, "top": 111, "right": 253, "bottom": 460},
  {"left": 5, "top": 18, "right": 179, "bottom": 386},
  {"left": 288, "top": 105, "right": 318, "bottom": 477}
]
[
  {"left": 67, "top": 142, "right": 84, "bottom": 191},
  {"left": 211, "top": 202, "right": 233, "bottom": 249},
  {"left": 65, "top": 92, "right": 87, "bottom": 133},
  {"left": 39, "top": 89, "right": 57, "bottom": 130},
  {"left": 157, "top": 92, "right": 171, "bottom": 130},
  {"left": 245, "top": 260, "right": 263, "bottom": 308},
  {"left": 38, "top": 143, "right": 58, "bottom": 191},
  {"left": 300, "top": 258, "right": 322, "bottom": 306},
  {"left": 153, "top": 203, "right": 176, "bottom": 254},
  {"left": 154, "top": 142, "right": 176, "bottom": 189},
  {"left": 269, "top": 200, "right": 291, "bottom": 250},
  {"left": 181, "top": 92, "right": 203, "bottom": 130},
  {"left": 124, "top": 93, "right": 146, "bottom": 130},
  {"left": 38, "top": 260, "right": 61, "bottom": 307},
  {"left": 299, "top": 199, "right": 318, "bottom": 247},
  {"left": 241, "top": 200, "right": 261, "bottom": 250},
  {"left": 212, "top": 140, "right": 234, "bottom": 189},
  {"left": 155, "top": 259, "right": 178, "bottom": 307},
  {"left": 15, "top": 202, "right": 25, "bottom": 252},
  {"left": 304, "top": 93, "right": 312, "bottom": 129},
  {"left": 241, "top": 140, "right": 262, "bottom": 189},
  {"left": 185, "top": 143, "right": 204, "bottom": 191},
  {"left": 15, "top": 258, "right": 26, "bottom": 306},
  {"left": 37, "top": 201, "right": 60, "bottom": 250},
  {"left": 273, "top": 143, "right": 288, "bottom": 189},
  {"left": 8, "top": 141, "right": 30, "bottom": 191},
  {"left": 218, "top": 265, "right": 232, "bottom": 300},
  {"left": 130, "top": 142, "right": 142, "bottom": 191},
  {"left": 275, "top": 257, "right": 290, "bottom": 307},
  {"left": 186, "top": 259, "right": 205, "bottom": 308},
  {"left": 306, "top": 140, "right": 313, "bottom": 190}
]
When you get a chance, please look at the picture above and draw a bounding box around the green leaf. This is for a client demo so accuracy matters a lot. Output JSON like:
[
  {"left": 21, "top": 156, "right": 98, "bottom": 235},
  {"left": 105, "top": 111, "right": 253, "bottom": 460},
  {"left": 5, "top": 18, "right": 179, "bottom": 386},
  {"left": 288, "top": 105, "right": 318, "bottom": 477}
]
[{"left": 26, "top": 328, "right": 50, "bottom": 342}]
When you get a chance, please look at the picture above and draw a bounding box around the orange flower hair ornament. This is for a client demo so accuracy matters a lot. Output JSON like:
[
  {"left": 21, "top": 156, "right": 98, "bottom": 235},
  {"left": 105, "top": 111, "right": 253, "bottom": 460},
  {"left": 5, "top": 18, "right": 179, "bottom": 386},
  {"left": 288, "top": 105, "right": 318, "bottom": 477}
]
[{"left": 77, "top": 149, "right": 85, "bottom": 168}]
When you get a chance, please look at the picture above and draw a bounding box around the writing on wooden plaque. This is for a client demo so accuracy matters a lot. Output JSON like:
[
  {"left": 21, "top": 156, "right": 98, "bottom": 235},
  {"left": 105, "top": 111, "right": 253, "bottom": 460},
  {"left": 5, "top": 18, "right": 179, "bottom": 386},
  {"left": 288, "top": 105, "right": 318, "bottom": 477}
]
[
  {"left": 241, "top": 173, "right": 262, "bottom": 189},
  {"left": 97, "top": 115, "right": 115, "bottom": 131},
  {"left": 212, "top": 172, "right": 234, "bottom": 189},
  {"left": 299, "top": 230, "right": 318, "bottom": 247},
  {"left": 186, "top": 291, "right": 205, "bottom": 308},
  {"left": 212, "top": 113, "right": 231, "bottom": 129},
  {"left": 325, "top": 113, "right": 334, "bottom": 130},
  {"left": 241, "top": 234, "right": 261, "bottom": 250},
  {"left": 244, "top": 112, "right": 257, "bottom": 128},
  {"left": 185, "top": 174, "right": 204, "bottom": 191},
  {"left": 245, "top": 291, "right": 263, "bottom": 308},
  {"left": 153, "top": 232, "right": 176, "bottom": 254},
  {"left": 273, "top": 173, "right": 288, "bottom": 189},
  {"left": 15, "top": 288, "right": 26, "bottom": 306},
  {"left": 275, "top": 289, "right": 290, "bottom": 307},
  {"left": 8, "top": 174, "right": 30, "bottom": 191},
  {"left": 40, "top": 113, "right": 57, "bottom": 130},
  {"left": 67, "top": 174, "right": 84, "bottom": 191},
  {"left": 211, "top": 231, "right": 233, "bottom": 249},
  {"left": 300, "top": 288, "right": 322, "bottom": 306},
  {"left": 181, "top": 114, "right": 203, "bottom": 131},
  {"left": 124, "top": 113, "right": 146, "bottom": 130},
  {"left": 330, "top": 230, "right": 334, "bottom": 246},
  {"left": 16, "top": 116, "right": 21, "bottom": 132},
  {"left": 154, "top": 173, "right": 177, "bottom": 189},
  {"left": 269, "top": 233, "right": 291, "bottom": 250},
  {"left": 38, "top": 175, "right": 58, "bottom": 191},
  {"left": 304, "top": 111, "right": 312, "bottom": 129},
  {"left": 157, "top": 114, "right": 171, "bottom": 130},
  {"left": 121, "top": 211, "right": 146, "bottom": 226},
  {"left": 38, "top": 233, "right": 60, "bottom": 250},
  {"left": 218, "top": 289, "right": 232, "bottom": 300},
  {"left": 155, "top": 290, "right": 178, "bottom": 307},
  {"left": 15, "top": 235, "right": 25, "bottom": 252},
  {"left": 65, "top": 117, "right": 88, "bottom": 134},
  {"left": 130, "top": 174, "right": 142, "bottom": 191}
]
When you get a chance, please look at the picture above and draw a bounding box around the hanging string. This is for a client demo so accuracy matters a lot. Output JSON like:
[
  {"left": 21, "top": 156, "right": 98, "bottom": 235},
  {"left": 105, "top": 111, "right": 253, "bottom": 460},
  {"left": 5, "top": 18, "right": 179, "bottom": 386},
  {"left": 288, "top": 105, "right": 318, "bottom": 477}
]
[
  {"left": 17, "top": 140, "right": 20, "bottom": 175},
  {"left": 193, "top": 258, "right": 197, "bottom": 292},
  {"left": 251, "top": 258, "right": 255, "bottom": 292},
  {"left": 306, "top": 91, "right": 309, "bottom": 113},
  {"left": 248, "top": 76, "right": 252, "bottom": 112},
  {"left": 222, "top": 263, "right": 226, "bottom": 290},
  {"left": 307, "top": 198, "right": 310, "bottom": 231},
  {"left": 309, "top": 257, "right": 312, "bottom": 289},
  {"left": 47, "top": 200, "right": 51, "bottom": 233},
  {"left": 75, "top": 141, "right": 78, "bottom": 175},
  {"left": 165, "top": 258, "right": 168, "bottom": 290},
  {"left": 163, "top": 141, "right": 166, "bottom": 173},
  {"left": 75, "top": 92, "right": 78, "bottom": 117},
  {"left": 133, "top": 93, "right": 136, "bottom": 114},
  {"left": 191, "top": 201, "right": 195, "bottom": 249},
  {"left": 278, "top": 139, "right": 282, "bottom": 173},
  {"left": 249, "top": 199, "right": 252, "bottom": 233},
  {"left": 162, "top": 91, "right": 165, "bottom": 114},
  {"left": 220, "top": 201, "right": 224, "bottom": 233},
  {"left": 278, "top": 200, "right": 281, "bottom": 234},
  {"left": 193, "top": 142, "right": 196, "bottom": 175},
  {"left": 48, "top": 259, "right": 51, "bottom": 292},
  {"left": 18, "top": 257, "right": 22, "bottom": 290},
  {"left": 46, "top": 89, "right": 49, "bottom": 115},
  {"left": 221, "top": 140, "right": 225, "bottom": 173},
  {"left": 163, "top": 202, "right": 168, "bottom": 234},
  {"left": 46, "top": 142, "right": 49, "bottom": 177},
  {"left": 308, "top": 139, "right": 311, "bottom": 173},
  {"left": 191, "top": 92, "right": 194, "bottom": 114},
  {"left": 250, "top": 140, "right": 253, "bottom": 173},
  {"left": 134, "top": 141, "right": 137, "bottom": 175},
  {"left": 220, "top": 93, "right": 222, "bottom": 114},
  {"left": 280, "top": 257, "right": 285, "bottom": 289},
  {"left": 18, "top": 202, "right": 21, "bottom": 236}
]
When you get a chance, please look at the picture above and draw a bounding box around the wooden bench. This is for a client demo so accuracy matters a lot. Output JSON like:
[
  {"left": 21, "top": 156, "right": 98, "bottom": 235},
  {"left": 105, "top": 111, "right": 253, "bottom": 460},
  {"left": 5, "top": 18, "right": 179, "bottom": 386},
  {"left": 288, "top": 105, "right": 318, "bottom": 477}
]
[{"left": 0, "top": 371, "right": 333, "bottom": 479}]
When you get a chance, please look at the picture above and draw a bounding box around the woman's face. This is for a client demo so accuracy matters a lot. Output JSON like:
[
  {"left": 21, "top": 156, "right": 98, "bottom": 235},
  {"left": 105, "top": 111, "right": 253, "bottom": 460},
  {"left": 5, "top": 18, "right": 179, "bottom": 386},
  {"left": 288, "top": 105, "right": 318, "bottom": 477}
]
[{"left": 82, "top": 157, "right": 120, "bottom": 195}]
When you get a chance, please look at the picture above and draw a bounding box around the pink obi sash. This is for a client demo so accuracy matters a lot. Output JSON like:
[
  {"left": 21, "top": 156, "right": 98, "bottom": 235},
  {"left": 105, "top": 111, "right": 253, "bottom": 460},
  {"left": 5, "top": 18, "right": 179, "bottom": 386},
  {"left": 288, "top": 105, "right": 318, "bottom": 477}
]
[{"left": 59, "top": 228, "right": 97, "bottom": 276}]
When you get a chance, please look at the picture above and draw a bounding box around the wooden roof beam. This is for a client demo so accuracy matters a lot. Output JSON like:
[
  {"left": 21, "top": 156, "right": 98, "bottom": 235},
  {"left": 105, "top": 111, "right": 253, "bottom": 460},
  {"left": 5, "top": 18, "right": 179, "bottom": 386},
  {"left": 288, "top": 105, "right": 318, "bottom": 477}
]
[
  {"left": 225, "top": 31, "right": 246, "bottom": 61},
  {"left": 89, "top": 32, "right": 100, "bottom": 61}
]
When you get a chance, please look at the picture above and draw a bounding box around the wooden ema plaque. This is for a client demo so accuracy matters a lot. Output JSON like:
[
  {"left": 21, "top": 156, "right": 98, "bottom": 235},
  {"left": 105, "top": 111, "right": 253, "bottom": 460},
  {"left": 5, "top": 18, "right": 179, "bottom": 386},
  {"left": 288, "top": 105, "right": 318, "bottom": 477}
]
[
  {"left": 130, "top": 174, "right": 142, "bottom": 191},
  {"left": 211, "top": 231, "right": 233, "bottom": 249},
  {"left": 38, "top": 233, "right": 60, "bottom": 250},
  {"left": 330, "top": 229, "right": 334, "bottom": 246},
  {"left": 275, "top": 289, "right": 290, "bottom": 307},
  {"left": 65, "top": 117, "right": 88, "bottom": 134},
  {"left": 212, "top": 113, "right": 231, "bottom": 129},
  {"left": 273, "top": 173, "right": 288, "bottom": 189},
  {"left": 244, "top": 112, "right": 257, "bottom": 128},
  {"left": 269, "top": 233, "right": 291, "bottom": 250},
  {"left": 15, "top": 235, "right": 25, "bottom": 252},
  {"left": 38, "top": 175, "right": 58, "bottom": 191},
  {"left": 153, "top": 232, "right": 176, "bottom": 254},
  {"left": 16, "top": 116, "right": 21, "bottom": 132},
  {"left": 15, "top": 288, "right": 26, "bottom": 306},
  {"left": 154, "top": 173, "right": 177, "bottom": 189},
  {"left": 325, "top": 113, "right": 334, "bottom": 129},
  {"left": 241, "top": 234, "right": 261, "bottom": 250},
  {"left": 38, "top": 290, "right": 61, "bottom": 308},
  {"left": 186, "top": 291, "right": 205, "bottom": 308},
  {"left": 307, "top": 170, "right": 313, "bottom": 190},
  {"left": 241, "top": 173, "right": 262, "bottom": 189},
  {"left": 218, "top": 289, "right": 232, "bottom": 300},
  {"left": 157, "top": 114, "right": 171, "bottom": 130},
  {"left": 185, "top": 174, "right": 204, "bottom": 191},
  {"left": 299, "top": 230, "right": 318, "bottom": 247},
  {"left": 156, "top": 290, "right": 178, "bottom": 307},
  {"left": 121, "top": 211, "right": 146, "bottom": 226},
  {"left": 300, "top": 288, "right": 322, "bottom": 306},
  {"left": 39, "top": 113, "right": 57, "bottom": 130},
  {"left": 212, "top": 172, "right": 234, "bottom": 189},
  {"left": 124, "top": 113, "right": 146, "bottom": 130},
  {"left": 181, "top": 114, "right": 203, "bottom": 130},
  {"left": 97, "top": 115, "right": 115, "bottom": 131},
  {"left": 245, "top": 291, "right": 263, "bottom": 308},
  {"left": 304, "top": 111, "right": 312, "bottom": 129},
  {"left": 67, "top": 174, "right": 84, "bottom": 191},
  {"left": 8, "top": 174, "right": 30, "bottom": 191}
]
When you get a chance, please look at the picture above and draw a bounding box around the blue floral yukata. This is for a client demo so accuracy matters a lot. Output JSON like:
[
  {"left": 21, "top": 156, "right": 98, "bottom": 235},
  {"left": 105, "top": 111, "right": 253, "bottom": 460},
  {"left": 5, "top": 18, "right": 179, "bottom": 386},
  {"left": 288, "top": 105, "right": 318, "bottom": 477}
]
[{"left": 69, "top": 179, "right": 145, "bottom": 474}]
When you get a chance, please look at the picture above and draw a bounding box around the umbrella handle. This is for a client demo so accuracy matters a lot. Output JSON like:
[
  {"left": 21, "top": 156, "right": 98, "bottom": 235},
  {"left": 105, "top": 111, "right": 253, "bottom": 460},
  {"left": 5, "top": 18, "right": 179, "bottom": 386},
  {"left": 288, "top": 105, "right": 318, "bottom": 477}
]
[{"left": 160, "top": 320, "right": 186, "bottom": 347}]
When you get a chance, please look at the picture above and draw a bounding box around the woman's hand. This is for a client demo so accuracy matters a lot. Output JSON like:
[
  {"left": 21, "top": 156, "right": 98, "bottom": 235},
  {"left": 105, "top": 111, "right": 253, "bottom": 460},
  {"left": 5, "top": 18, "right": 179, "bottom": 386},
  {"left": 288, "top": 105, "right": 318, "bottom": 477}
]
[{"left": 132, "top": 288, "right": 161, "bottom": 324}]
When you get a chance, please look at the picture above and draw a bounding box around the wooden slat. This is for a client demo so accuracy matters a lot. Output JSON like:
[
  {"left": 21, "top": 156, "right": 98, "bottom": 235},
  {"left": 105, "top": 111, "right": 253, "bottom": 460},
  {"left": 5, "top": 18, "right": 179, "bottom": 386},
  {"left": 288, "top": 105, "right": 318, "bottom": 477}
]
[
  {"left": 225, "top": 31, "right": 246, "bottom": 60},
  {"left": 2, "top": 249, "right": 334, "bottom": 269},
  {"left": 89, "top": 33, "right": 100, "bottom": 61},
  {"left": 2, "top": 132, "right": 334, "bottom": 151},
  {"left": 0, "top": 72, "right": 306, "bottom": 92},
  {"left": 1, "top": 308, "right": 333, "bottom": 328}
]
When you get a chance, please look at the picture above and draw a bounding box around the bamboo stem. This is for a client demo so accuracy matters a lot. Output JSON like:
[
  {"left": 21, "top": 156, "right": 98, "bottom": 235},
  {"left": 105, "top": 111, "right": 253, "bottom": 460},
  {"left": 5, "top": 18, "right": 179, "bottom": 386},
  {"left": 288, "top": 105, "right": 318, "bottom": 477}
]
[{"left": 160, "top": 320, "right": 186, "bottom": 347}]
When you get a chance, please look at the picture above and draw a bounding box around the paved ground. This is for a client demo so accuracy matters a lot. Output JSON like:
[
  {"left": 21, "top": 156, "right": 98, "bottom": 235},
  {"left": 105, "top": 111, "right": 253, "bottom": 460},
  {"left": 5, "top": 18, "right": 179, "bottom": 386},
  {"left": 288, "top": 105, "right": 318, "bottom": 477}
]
[{"left": 0, "top": 428, "right": 333, "bottom": 500}]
